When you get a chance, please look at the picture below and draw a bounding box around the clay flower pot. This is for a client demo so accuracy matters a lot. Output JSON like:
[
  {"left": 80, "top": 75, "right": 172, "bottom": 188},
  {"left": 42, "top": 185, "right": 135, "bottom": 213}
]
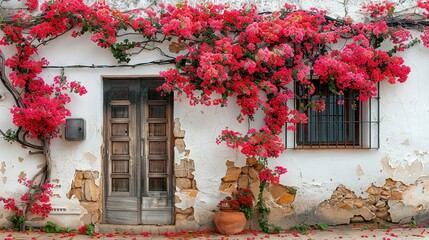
[{"left": 214, "top": 207, "right": 247, "bottom": 234}]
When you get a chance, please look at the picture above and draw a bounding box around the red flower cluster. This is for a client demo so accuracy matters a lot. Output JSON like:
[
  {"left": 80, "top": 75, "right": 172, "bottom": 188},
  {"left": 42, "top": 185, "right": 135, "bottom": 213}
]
[
  {"left": 78, "top": 225, "right": 87, "bottom": 235},
  {"left": 217, "top": 127, "right": 285, "bottom": 158},
  {"left": 259, "top": 166, "right": 287, "bottom": 185},
  {"left": 18, "top": 178, "right": 54, "bottom": 218},
  {"left": 0, "top": 178, "right": 54, "bottom": 223},
  {"left": 313, "top": 37, "right": 410, "bottom": 101},
  {"left": 362, "top": 1, "right": 395, "bottom": 18},
  {"left": 78, "top": 223, "right": 96, "bottom": 236},
  {"left": 219, "top": 188, "right": 254, "bottom": 219},
  {"left": 9, "top": 74, "right": 87, "bottom": 139},
  {"left": 418, "top": 1, "right": 429, "bottom": 47},
  {"left": 157, "top": 2, "right": 417, "bottom": 158},
  {"left": 0, "top": 0, "right": 92, "bottom": 140},
  {"left": 0, "top": 197, "right": 22, "bottom": 216}
]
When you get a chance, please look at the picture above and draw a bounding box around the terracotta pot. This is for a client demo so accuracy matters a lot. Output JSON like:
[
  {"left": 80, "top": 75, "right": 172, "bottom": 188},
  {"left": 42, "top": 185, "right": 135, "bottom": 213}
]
[{"left": 214, "top": 207, "right": 247, "bottom": 234}]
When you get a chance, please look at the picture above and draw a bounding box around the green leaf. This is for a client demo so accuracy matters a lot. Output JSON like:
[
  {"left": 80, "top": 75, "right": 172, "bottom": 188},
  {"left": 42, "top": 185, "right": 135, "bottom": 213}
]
[
  {"left": 289, "top": 224, "right": 311, "bottom": 234},
  {"left": 43, "top": 221, "right": 71, "bottom": 233},
  {"left": 388, "top": 6, "right": 395, "bottom": 15},
  {"left": 85, "top": 224, "right": 95, "bottom": 236},
  {"left": 328, "top": 77, "right": 339, "bottom": 95},
  {"left": 319, "top": 223, "right": 328, "bottom": 231},
  {"left": 289, "top": 186, "right": 297, "bottom": 195},
  {"left": 3, "top": 129, "right": 18, "bottom": 142}
]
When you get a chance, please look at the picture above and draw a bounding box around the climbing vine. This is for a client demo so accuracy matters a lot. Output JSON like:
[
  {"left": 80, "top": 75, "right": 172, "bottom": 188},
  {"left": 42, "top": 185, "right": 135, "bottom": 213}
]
[{"left": 1, "top": 0, "right": 429, "bottom": 232}]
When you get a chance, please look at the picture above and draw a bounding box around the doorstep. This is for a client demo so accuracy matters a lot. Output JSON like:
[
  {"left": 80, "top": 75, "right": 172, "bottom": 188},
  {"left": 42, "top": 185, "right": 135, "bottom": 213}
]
[{"left": 98, "top": 224, "right": 177, "bottom": 234}]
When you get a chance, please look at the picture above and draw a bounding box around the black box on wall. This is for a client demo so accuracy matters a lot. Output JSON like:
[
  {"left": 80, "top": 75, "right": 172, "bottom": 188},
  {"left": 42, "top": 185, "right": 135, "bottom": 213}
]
[{"left": 65, "top": 118, "right": 86, "bottom": 141}]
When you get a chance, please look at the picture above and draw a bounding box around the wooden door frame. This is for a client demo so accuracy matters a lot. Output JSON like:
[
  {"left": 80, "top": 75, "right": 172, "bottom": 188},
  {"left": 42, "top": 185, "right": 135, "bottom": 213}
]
[{"left": 102, "top": 77, "right": 174, "bottom": 225}]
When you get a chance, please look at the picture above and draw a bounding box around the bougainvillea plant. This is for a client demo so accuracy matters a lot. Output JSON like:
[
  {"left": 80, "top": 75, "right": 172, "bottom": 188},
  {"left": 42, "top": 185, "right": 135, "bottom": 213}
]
[
  {"left": 0, "top": 178, "right": 53, "bottom": 230},
  {"left": 78, "top": 223, "right": 96, "bottom": 236},
  {"left": 258, "top": 166, "right": 288, "bottom": 233},
  {"left": 1, "top": 0, "right": 429, "bottom": 232},
  {"left": 219, "top": 187, "right": 254, "bottom": 220}
]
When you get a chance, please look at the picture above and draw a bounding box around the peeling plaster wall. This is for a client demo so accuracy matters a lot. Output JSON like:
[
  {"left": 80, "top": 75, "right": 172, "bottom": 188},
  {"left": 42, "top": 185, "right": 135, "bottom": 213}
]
[{"left": 1, "top": 0, "right": 429, "bottom": 230}]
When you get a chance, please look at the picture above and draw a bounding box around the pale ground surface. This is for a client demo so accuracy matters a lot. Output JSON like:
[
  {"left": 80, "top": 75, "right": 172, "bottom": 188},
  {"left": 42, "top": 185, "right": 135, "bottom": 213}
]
[{"left": 1, "top": 226, "right": 429, "bottom": 239}]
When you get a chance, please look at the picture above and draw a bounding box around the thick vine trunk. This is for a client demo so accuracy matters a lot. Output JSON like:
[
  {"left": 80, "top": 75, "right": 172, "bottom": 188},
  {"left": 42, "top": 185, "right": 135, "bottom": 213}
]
[
  {"left": 20, "top": 137, "right": 51, "bottom": 231},
  {"left": 41, "top": 137, "right": 51, "bottom": 182}
]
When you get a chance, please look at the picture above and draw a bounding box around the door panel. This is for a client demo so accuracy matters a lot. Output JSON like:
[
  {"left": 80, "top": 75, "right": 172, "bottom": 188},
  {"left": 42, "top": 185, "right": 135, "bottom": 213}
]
[
  {"left": 105, "top": 196, "right": 138, "bottom": 225},
  {"left": 141, "top": 84, "right": 173, "bottom": 224},
  {"left": 104, "top": 79, "right": 173, "bottom": 225},
  {"left": 104, "top": 81, "right": 138, "bottom": 224}
]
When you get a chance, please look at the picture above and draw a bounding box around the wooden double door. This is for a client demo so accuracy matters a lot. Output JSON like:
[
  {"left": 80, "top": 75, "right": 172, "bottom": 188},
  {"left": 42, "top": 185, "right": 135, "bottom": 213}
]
[{"left": 103, "top": 78, "right": 173, "bottom": 225}]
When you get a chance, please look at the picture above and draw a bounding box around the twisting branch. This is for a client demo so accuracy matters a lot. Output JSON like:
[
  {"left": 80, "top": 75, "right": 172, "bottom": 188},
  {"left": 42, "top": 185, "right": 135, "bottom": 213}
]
[
  {"left": 0, "top": 128, "right": 43, "bottom": 150},
  {"left": 21, "top": 163, "right": 47, "bottom": 229},
  {"left": 41, "top": 59, "right": 175, "bottom": 69},
  {"left": 129, "top": 45, "right": 175, "bottom": 59},
  {"left": 0, "top": 53, "right": 23, "bottom": 108},
  {"left": 34, "top": 26, "right": 75, "bottom": 48},
  {"left": 343, "top": 0, "right": 349, "bottom": 18},
  {"left": 386, "top": 18, "right": 429, "bottom": 28},
  {"left": 29, "top": 151, "right": 44, "bottom": 155},
  {"left": 21, "top": 131, "right": 43, "bottom": 150},
  {"left": 0, "top": 53, "right": 43, "bottom": 150}
]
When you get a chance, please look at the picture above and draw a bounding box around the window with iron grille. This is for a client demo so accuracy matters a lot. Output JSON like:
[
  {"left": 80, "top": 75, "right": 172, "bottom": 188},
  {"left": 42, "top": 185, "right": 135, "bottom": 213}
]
[{"left": 286, "top": 80, "right": 380, "bottom": 149}]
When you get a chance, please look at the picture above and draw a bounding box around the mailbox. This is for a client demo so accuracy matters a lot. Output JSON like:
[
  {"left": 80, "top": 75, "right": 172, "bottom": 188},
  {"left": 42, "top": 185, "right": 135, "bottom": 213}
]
[{"left": 65, "top": 118, "right": 86, "bottom": 141}]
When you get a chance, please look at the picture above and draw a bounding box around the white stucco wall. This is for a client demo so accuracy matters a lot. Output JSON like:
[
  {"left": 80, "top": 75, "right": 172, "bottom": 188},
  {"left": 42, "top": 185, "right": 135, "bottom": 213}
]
[{"left": 1, "top": 0, "right": 429, "bottom": 229}]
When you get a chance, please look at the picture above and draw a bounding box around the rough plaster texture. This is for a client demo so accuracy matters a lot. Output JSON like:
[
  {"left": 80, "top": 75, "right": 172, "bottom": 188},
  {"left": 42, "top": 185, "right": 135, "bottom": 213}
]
[{"left": 1, "top": 0, "right": 429, "bottom": 230}]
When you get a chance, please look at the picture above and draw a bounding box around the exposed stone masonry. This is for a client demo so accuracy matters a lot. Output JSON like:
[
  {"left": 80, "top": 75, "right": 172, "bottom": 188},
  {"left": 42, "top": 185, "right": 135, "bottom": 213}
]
[
  {"left": 174, "top": 157, "right": 198, "bottom": 222},
  {"left": 219, "top": 158, "right": 296, "bottom": 220},
  {"left": 173, "top": 119, "right": 198, "bottom": 224},
  {"left": 317, "top": 178, "right": 408, "bottom": 225},
  {"left": 67, "top": 170, "right": 101, "bottom": 225},
  {"left": 173, "top": 119, "right": 186, "bottom": 154}
]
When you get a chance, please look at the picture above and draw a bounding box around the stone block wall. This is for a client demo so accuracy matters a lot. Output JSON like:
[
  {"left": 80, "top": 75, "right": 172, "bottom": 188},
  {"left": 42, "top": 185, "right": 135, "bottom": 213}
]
[
  {"left": 316, "top": 179, "right": 410, "bottom": 225},
  {"left": 219, "top": 158, "right": 296, "bottom": 223},
  {"left": 174, "top": 157, "right": 198, "bottom": 223},
  {"left": 67, "top": 170, "right": 101, "bottom": 225},
  {"left": 173, "top": 118, "right": 199, "bottom": 227}
]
